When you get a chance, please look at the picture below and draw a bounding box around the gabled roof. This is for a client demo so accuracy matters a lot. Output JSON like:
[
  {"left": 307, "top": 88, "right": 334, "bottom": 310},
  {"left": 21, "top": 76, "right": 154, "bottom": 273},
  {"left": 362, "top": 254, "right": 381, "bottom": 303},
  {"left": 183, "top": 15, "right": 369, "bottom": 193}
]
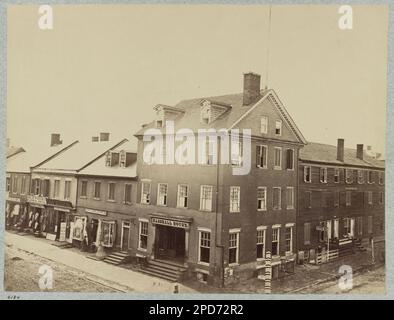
[
  {"left": 6, "top": 141, "right": 78, "bottom": 173},
  {"left": 135, "top": 89, "right": 307, "bottom": 144},
  {"left": 300, "top": 142, "right": 385, "bottom": 169},
  {"left": 7, "top": 146, "right": 25, "bottom": 158},
  {"left": 77, "top": 139, "right": 138, "bottom": 178},
  {"left": 33, "top": 139, "right": 127, "bottom": 173}
]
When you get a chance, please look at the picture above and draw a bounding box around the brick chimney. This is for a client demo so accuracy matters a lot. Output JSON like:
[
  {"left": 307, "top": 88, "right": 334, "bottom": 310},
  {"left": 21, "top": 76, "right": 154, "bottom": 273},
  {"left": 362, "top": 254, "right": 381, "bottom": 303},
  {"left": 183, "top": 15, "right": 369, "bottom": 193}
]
[
  {"left": 356, "top": 144, "right": 364, "bottom": 160},
  {"left": 50, "top": 133, "right": 62, "bottom": 147},
  {"left": 243, "top": 72, "right": 261, "bottom": 105},
  {"left": 100, "top": 132, "right": 110, "bottom": 142},
  {"left": 337, "top": 138, "right": 344, "bottom": 162},
  {"left": 92, "top": 136, "right": 99, "bottom": 142}
]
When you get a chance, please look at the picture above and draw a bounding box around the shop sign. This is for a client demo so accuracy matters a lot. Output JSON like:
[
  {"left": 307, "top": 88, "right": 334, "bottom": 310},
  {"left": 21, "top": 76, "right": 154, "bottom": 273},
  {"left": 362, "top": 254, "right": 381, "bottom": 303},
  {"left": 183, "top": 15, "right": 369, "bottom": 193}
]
[
  {"left": 6, "top": 196, "right": 21, "bottom": 203},
  {"left": 27, "top": 195, "right": 47, "bottom": 205},
  {"left": 151, "top": 217, "right": 190, "bottom": 229},
  {"left": 59, "top": 222, "right": 67, "bottom": 242},
  {"left": 85, "top": 208, "right": 107, "bottom": 216}
]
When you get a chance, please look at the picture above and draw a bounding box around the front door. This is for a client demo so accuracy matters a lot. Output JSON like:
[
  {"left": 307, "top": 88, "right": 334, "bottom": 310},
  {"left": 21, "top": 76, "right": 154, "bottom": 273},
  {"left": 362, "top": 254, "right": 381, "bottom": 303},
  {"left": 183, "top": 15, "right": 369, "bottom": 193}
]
[
  {"left": 156, "top": 225, "right": 185, "bottom": 262},
  {"left": 121, "top": 222, "right": 130, "bottom": 251}
]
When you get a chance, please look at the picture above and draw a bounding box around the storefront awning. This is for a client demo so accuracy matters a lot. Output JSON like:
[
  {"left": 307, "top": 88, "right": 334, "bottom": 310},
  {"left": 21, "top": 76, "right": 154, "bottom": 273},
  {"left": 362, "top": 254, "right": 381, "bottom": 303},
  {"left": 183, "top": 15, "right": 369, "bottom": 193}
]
[{"left": 46, "top": 198, "right": 74, "bottom": 210}]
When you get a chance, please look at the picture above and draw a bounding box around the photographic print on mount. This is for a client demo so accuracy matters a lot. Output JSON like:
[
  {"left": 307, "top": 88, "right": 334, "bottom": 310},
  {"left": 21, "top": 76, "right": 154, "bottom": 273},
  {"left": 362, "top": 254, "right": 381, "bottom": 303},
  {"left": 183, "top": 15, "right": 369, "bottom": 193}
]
[{"left": 2, "top": 2, "right": 390, "bottom": 299}]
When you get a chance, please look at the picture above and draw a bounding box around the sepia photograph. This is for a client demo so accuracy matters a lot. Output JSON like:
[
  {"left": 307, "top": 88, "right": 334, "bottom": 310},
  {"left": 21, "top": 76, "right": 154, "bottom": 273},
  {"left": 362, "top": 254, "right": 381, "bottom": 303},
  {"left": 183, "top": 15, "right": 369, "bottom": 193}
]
[{"left": 2, "top": 2, "right": 391, "bottom": 300}]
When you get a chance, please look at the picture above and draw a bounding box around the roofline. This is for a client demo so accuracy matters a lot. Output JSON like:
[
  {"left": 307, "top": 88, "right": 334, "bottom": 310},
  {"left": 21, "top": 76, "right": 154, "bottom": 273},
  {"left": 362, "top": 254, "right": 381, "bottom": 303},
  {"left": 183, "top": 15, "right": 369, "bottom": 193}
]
[
  {"left": 76, "top": 173, "right": 138, "bottom": 180},
  {"left": 228, "top": 89, "right": 307, "bottom": 144},
  {"left": 6, "top": 147, "right": 25, "bottom": 159},
  {"left": 299, "top": 158, "right": 385, "bottom": 170},
  {"left": 32, "top": 140, "right": 79, "bottom": 169},
  {"left": 76, "top": 139, "right": 129, "bottom": 172}
]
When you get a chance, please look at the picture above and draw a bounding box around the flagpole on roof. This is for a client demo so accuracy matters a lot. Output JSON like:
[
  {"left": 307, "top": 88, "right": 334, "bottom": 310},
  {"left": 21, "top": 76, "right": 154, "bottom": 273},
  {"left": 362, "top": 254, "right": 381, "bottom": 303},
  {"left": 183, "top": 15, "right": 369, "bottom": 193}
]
[{"left": 265, "top": 4, "right": 272, "bottom": 90}]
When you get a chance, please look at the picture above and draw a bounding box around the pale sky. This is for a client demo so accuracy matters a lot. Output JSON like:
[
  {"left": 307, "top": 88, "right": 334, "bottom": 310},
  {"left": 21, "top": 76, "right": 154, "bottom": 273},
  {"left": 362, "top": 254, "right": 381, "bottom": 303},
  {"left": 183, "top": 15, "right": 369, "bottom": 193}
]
[{"left": 7, "top": 5, "right": 389, "bottom": 156}]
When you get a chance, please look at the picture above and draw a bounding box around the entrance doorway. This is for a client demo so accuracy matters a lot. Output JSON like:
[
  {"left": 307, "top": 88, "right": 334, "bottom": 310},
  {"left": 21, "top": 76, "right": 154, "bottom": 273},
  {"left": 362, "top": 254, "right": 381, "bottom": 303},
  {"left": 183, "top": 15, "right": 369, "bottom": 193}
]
[
  {"left": 155, "top": 225, "right": 185, "bottom": 263},
  {"left": 121, "top": 221, "right": 131, "bottom": 251}
]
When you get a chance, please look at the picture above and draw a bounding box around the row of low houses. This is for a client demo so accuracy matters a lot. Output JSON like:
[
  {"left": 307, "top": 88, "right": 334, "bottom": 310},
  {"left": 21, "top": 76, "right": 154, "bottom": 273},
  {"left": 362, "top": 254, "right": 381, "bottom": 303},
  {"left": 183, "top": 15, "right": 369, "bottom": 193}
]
[{"left": 5, "top": 72, "right": 385, "bottom": 287}]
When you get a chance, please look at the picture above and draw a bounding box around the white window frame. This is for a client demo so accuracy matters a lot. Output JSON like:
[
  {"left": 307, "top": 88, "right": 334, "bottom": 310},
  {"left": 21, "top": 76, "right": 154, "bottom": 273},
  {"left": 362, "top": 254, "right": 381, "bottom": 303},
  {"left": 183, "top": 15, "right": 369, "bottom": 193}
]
[
  {"left": 367, "top": 191, "right": 373, "bottom": 205},
  {"left": 80, "top": 180, "right": 88, "bottom": 198},
  {"left": 200, "top": 185, "right": 213, "bottom": 212},
  {"left": 345, "top": 169, "right": 353, "bottom": 184},
  {"left": 228, "top": 229, "right": 240, "bottom": 266},
  {"left": 20, "top": 176, "right": 26, "bottom": 195},
  {"left": 229, "top": 186, "right": 240, "bottom": 213},
  {"left": 304, "top": 166, "right": 311, "bottom": 183},
  {"left": 138, "top": 219, "right": 149, "bottom": 251},
  {"left": 256, "top": 226, "right": 266, "bottom": 261},
  {"left": 274, "top": 147, "right": 282, "bottom": 170},
  {"left": 124, "top": 183, "right": 132, "bottom": 204},
  {"left": 12, "top": 175, "right": 18, "bottom": 193},
  {"left": 271, "top": 227, "right": 280, "bottom": 257},
  {"left": 346, "top": 191, "right": 351, "bottom": 207},
  {"left": 157, "top": 183, "right": 168, "bottom": 206},
  {"left": 357, "top": 170, "right": 365, "bottom": 184},
  {"left": 141, "top": 182, "right": 151, "bottom": 204},
  {"left": 198, "top": 228, "right": 211, "bottom": 266},
  {"left": 286, "top": 187, "right": 294, "bottom": 210},
  {"left": 53, "top": 179, "right": 60, "bottom": 199},
  {"left": 379, "top": 191, "right": 384, "bottom": 205},
  {"left": 231, "top": 140, "right": 243, "bottom": 167},
  {"left": 286, "top": 149, "right": 295, "bottom": 170},
  {"left": 93, "top": 181, "right": 101, "bottom": 200},
  {"left": 275, "top": 120, "right": 282, "bottom": 136},
  {"left": 273, "top": 187, "right": 281, "bottom": 210},
  {"left": 256, "top": 145, "right": 268, "bottom": 169},
  {"left": 320, "top": 167, "right": 328, "bottom": 183},
  {"left": 257, "top": 187, "right": 267, "bottom": 211},
  {"left": 378, "top": 171, "right": 384, "bottom": 185},
  {"left": 367, "top": 171, "right": 374, "bottom": 184},
  {"left": 177, "top": 184, "right": 189, "bottom": 208},
  {"left": 260, "top": 116, "right": 268, "bottom": 134},
  {"left": 285, "top": 226, "right": 293, "bottom": 254},
  {"left": 107, "top": 182, "right": 116, "bottom": 202},
  {"left": 334, "top": 168, "right": 340, "bottom": 183},
  {"left": 64, "top": 180, "right": 71, "bottom": 200}
]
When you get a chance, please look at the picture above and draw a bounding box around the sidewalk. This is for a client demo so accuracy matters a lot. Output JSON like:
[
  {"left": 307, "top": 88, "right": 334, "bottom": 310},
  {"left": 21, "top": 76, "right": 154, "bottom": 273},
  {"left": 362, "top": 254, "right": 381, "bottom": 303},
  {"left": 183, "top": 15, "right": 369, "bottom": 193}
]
[
  {"left": 5, "top": 231, "right": 198, "bottom": 294},
  {"left": 184, "top": 250, "right": 383, "bottom": 294}
]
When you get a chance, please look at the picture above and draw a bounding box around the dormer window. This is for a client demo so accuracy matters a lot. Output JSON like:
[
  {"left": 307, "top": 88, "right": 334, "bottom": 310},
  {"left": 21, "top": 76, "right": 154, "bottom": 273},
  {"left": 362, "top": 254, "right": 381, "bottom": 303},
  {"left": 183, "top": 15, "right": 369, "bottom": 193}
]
[
  {"left": 105, "top": 152, "right": 112, "bottom": 167},
  {"left": 119, "top": 151, "right": 126, "bottom": 168},
  {"left": 105, "top": 151, "right": 119, "bottom": 167},
  {"left": 156, "top": 108, "right": 164, "bottom": 128},
  {"left": 201, "top": 105, "right": 211, "bottom": 124},
  {"left": 275, "top": 120, "right": 282, "bottom": 136}
]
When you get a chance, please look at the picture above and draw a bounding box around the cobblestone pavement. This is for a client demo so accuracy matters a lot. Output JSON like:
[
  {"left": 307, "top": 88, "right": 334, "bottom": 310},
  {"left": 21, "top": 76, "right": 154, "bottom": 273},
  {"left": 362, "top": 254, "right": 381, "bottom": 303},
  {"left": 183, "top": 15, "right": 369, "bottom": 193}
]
[{"left": 4, "top": 244, "right": 120, "bottom": 292}]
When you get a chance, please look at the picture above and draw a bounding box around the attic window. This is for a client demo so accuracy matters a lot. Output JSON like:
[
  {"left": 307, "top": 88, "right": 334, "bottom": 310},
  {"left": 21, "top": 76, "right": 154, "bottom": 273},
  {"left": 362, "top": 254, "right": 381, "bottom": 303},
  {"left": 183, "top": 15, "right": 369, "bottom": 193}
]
[
  {"left": 105, "top": 152, "right": 112, "bottom": 167},
  {"left": 105, "top": 152, "right": 120, "bottom": 167},
  {"left": 275, "top": 120, "right": 282, "bottom": 136},
  {"left": 201, "top": 106, "right": 211, "bottom": 124},
  {"left": 156, "top": 108, "right": 164, "bottom": 128},
  {"left": 119, "top": 151, "right": 126, "bottom": 168}
]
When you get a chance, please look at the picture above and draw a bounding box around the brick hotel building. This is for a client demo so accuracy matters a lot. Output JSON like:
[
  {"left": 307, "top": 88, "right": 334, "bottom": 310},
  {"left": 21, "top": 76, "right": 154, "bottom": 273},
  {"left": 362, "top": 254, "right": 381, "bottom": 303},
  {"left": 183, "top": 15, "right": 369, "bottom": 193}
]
[{"left": 133, "top": 72, "right": 307, "bottom": 285}]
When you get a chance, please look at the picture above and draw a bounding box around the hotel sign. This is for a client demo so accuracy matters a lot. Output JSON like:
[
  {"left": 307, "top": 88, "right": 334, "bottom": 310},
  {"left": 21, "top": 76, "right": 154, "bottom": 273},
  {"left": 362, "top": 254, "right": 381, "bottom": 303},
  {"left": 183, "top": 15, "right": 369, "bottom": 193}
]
[
  {"left": 151, "top": 217, "right": 190, "bottom": 229},
  {"left": 27, "top": 195, "right": 47, "bottom": 205}
]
